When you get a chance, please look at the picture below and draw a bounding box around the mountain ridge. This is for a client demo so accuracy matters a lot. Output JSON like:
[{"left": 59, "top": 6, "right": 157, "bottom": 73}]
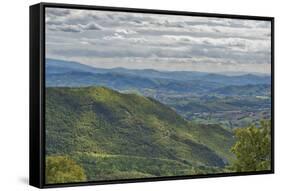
[{"left": 46, "top": 58, "right": 271, "bottom": 85}]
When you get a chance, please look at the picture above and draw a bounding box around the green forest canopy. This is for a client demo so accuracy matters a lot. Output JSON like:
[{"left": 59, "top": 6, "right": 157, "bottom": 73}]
[
  {"left": 230, "top": 120, "right": 271, "bottom": 172},
  {"left": 46, "top": 156, "right": 87, "bottom": 184}
]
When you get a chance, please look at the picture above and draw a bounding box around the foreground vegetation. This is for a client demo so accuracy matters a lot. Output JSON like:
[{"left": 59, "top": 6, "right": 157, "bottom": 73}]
[
  {"left": 230, "top": 120, "right": 271, "bottom": 172},
  {"left": 45, "top": 86, "right": 236, "bottom": 183},
  {"left": 45, "top": 86, "right": 271, "bottom": 184},
  {"left": 46, "top": 156, "right": 87, "bottom": 184}
]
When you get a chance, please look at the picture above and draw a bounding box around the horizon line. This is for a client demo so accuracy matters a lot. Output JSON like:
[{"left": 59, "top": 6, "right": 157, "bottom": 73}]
[{"left": 46, "top": 57, "right": 271, "bottom": 76}]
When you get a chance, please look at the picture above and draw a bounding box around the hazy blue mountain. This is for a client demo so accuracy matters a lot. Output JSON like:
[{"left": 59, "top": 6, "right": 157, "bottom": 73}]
[
  {"left": 46, "top": 59, "right": 271, "bottom": 88},
  {"left": 46, "top": 71, "right": 161, "bottom": 90},
  {"left": 46, "top": 58, "right": 110, "bottom": 75},
  {"left": 212, "top": 84, "right": 271, "bottom": 96},
  {"left": 200, "top": 73, "right": 271, "bottom": 85}
]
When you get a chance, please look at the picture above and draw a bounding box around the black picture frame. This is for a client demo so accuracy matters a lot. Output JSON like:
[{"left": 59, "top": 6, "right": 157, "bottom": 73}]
[{"left": 30, "top": 2, "right": 275, "bottom": 189}]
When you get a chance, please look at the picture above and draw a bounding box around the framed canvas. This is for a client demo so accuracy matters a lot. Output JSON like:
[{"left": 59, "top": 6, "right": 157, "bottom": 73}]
[{"left": 30, "top": 2, "right": 274, "bottom": 188}]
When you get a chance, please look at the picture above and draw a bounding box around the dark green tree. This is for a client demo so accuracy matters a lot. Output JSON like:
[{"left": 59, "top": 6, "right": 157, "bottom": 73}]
[
  {"left": 230, "top": 120, "right": 271, "bottom": 172},
  {"left": 46, "top": 156, "right": 87, "bottom": 184}
]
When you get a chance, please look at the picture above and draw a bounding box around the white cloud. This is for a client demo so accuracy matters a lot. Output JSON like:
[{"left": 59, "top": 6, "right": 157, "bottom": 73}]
[
  {"left": 84, "top": 22, "right": 103, "bottom": 30},
  {"left": 46, "top": 8, "right": 271, "bottom": 74},
  {"left": 115, "top": 29, "right": 137, "bottom": 35}
]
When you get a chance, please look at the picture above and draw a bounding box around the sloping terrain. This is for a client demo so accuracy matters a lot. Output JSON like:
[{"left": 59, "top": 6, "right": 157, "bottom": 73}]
[{"left": 46, "top": 86, "right": 235, "bottom": 180}]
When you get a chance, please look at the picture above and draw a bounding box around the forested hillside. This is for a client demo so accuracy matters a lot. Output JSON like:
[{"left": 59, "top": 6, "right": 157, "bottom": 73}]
[{"left": 46, "top": 86, "right": 235, "bottom": 182}]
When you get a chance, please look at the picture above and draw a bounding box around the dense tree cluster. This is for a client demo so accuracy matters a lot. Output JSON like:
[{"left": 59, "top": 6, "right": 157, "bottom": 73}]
[
  {"left": 230, "top": 120, "right": 271, "bottom": 171},
  {"left": 46, "top": 156, "right": 87, "bottom": 184}
]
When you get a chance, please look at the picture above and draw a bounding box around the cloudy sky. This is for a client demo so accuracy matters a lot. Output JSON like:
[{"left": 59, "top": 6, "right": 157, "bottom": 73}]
[{"left": 46, "top": 8, "right": 271, "bottom": 74}]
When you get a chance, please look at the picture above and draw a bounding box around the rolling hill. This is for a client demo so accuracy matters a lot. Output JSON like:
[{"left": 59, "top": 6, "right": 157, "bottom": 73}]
[{"left": 46, "top": 86, "right": 235, "bottom": 181}]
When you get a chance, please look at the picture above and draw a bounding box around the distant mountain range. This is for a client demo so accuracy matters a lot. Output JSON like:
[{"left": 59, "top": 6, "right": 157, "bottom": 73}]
[
  {"left": 46, "top": 58, "right": 271, "bottom": 130},
  {"left": 46, "top": 58, "right": 271, "bottom": 94},
  {"left": 45, "top": 59, "right": 270, "bottom": 180}
]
